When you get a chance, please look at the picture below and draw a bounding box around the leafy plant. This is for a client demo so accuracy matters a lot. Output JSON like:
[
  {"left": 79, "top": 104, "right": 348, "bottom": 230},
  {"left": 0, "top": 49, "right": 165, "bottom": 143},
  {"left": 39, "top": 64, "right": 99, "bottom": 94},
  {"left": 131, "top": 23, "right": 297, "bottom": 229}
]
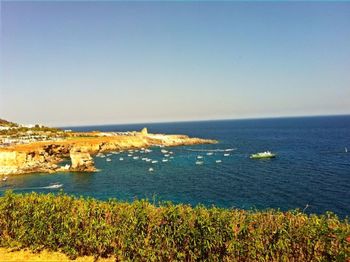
[{"left": 0, "top": 191, "right": 349, "bottom": 261}]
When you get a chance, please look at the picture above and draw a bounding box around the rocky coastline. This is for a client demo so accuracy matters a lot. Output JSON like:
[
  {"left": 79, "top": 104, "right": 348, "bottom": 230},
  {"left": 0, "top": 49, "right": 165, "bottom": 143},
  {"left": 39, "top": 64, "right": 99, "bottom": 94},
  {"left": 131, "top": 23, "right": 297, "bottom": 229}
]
[{"left": 0, "top": 128, "right": 217, "bottom": 175}]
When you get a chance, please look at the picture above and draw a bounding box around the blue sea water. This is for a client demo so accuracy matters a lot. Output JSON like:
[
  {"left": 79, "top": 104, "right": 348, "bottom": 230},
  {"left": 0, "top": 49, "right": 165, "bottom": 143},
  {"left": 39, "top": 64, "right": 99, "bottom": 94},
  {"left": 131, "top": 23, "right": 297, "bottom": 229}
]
[{"left": 1, "top": 115, "right": 350, "bottom": 218}]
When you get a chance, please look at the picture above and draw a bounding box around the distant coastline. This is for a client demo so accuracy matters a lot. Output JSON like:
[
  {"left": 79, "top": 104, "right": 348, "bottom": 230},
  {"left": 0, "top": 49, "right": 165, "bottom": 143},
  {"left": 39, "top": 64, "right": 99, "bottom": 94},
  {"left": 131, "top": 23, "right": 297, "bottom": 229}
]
[{"left": 0, "top": 120, "right": 216, "bottom": 176}]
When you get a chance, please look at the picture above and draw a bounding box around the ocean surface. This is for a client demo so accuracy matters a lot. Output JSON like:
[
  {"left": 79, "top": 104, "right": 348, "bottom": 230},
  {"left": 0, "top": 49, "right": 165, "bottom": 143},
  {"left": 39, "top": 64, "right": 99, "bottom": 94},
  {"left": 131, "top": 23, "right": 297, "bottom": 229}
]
[{"left": 1, "top": 116, "right": 350, "bottom": 218}]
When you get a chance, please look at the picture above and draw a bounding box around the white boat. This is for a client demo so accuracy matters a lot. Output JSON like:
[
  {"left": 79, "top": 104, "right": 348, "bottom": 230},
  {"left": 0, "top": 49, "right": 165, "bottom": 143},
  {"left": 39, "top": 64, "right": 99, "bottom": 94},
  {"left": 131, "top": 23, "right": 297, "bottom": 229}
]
[
  {"left": 164, "top": 154, "right": 170, "bottom": 157},
  {"left": 2, "top": 176, "right": 8, "bottom": 182},
  {"left": 133, "top": 156, "right": 139, "bottom": 160},
  {"left": 161, "top": 149, "right": 168, "bottom": 154},
  {"left": 128, "top": 154, "right": 133, "bottom": 157},
  {"left": 45, "top": 183, "right": 63, "bottom": 189},
  {"left": 149, "top": 168, "right": 154, "bottom": 172},
  {"left": 151, "top": 160, "right": 158, "bottom": 164},
  {"left": 146, "top": 159, "right": 151, "bottom": 162},
  {"left": 106, "top": 158, "right": 112, "bottom": 162},
  {"left": 197, "top": 156, "right": 203, "bottom": 159},
  {"left": 215, "top": 160, "right": 222, "bottom": 163},
  {"left": 106, "top": 154, "right": 112, "bottom": 156},
  {"left": 162, "top": 159, "right": 168, "bottom": 162},
  {"left": 119, "top": 157, "right": 124, "bottom": 161},
  {"left": 224, "top": 154, "right": 230, "bottom": 157},
  {"left": 207, "top": 152, "right": 213, "bottom": 156},
  {"left": 196, "top": 161, "right": 203, "bottom": 165},
  {"left": 250, "top": 151, "right": 276, "bottom": 159}
]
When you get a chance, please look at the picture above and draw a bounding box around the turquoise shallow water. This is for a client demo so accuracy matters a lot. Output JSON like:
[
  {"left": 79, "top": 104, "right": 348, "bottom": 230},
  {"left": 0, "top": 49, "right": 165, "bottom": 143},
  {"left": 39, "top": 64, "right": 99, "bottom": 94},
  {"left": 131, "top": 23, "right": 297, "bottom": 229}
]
[{"left": 1, "top": 116, "right": 350, "bottom": 218}]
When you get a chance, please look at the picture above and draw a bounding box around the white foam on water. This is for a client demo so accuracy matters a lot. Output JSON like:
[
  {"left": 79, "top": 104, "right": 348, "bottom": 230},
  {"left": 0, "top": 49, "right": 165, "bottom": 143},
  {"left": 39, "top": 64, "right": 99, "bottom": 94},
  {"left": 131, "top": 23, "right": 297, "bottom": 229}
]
[
  {"left": 187, "top": 148, "right": 236, "bottom": 152},
  {"left": 7, "top": 183, "right": 64, "bottom": 191},
  {"left": 42, "top": 183, "right": 63, "bottom": 189}
]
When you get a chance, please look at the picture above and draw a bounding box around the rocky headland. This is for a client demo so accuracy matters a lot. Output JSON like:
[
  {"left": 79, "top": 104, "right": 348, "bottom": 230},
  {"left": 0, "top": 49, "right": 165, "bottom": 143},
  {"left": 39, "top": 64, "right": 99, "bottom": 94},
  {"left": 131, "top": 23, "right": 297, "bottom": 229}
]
[{"left": 0, "top": 127, "right": 217, "bottom": 175}]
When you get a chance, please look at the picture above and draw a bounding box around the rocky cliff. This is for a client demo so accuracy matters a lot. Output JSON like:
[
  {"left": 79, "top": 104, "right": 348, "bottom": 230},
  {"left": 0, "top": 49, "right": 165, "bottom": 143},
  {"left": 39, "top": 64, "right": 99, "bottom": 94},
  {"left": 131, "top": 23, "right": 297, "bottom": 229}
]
[
  {"left": 70, "top": 150, "right": 96, "bottom": 172},
  {"left": 0, "top": 131, "right": 216, "bottom": 175}
]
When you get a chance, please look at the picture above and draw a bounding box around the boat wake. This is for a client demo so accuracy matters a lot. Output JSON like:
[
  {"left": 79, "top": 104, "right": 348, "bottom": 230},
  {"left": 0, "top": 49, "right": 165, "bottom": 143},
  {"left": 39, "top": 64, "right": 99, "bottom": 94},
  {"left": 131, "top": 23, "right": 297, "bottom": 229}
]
[
  {"left": 41, "top": 183, "right": 63, "bottom": 189},
  {"left": 187, "top": 148, "right": 236, "bottom": 152},
  {"left": 1, "top": 183, "right": 63, "bottom": 191}
]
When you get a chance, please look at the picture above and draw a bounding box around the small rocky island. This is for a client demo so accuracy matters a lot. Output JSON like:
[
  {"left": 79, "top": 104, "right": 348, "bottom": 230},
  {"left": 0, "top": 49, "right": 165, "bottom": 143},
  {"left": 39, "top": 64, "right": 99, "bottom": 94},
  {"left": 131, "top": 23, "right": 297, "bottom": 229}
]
[{"left": 0, "top": 119, "right": 217, "bottom": 175}]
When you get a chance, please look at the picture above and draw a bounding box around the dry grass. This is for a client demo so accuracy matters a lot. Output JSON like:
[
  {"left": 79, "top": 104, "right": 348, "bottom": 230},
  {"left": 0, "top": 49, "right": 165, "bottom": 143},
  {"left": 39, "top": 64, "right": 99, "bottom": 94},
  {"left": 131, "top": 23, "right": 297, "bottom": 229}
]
[
  {"left": 0, "top": 134, "right": 132, "bottom": 152},
  {"left": 0, "top": 248, "right": 115, "bottom": 262}
]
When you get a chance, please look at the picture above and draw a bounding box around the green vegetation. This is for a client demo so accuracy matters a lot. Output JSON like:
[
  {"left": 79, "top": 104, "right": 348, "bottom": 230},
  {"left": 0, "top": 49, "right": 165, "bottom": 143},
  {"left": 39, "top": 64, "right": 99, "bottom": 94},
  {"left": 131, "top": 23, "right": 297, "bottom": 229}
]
[
  {"left": 0, "top": 126, "right": 63, "bottom": 136},
  {"left": 0, "top": 191, "right": 349, "bottom": 261}
]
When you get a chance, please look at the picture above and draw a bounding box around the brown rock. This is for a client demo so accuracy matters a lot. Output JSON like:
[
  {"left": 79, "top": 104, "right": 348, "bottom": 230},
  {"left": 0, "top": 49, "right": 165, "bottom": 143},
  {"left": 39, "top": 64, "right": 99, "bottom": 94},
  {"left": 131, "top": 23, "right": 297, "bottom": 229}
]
[{"left": 70, "top": 150, "right": 96, "bottom": 172}]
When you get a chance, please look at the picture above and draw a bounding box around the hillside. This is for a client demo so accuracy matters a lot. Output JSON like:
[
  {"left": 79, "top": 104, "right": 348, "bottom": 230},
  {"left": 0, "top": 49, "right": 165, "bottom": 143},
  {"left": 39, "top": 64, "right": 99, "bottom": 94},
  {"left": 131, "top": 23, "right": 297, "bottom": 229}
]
[{"left": 0, "top": 118, "right": 17, "bottom": 127}]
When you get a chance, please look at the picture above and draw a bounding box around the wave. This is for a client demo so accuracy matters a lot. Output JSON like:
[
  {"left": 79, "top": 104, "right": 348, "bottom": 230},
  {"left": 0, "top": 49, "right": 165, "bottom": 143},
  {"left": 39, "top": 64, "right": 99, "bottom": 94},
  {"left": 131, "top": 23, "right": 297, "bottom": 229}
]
[
  {"left": 41, "top": 183, "right": 63, "bottom": 189},
  {"left": 186, "top": 148, "right": 236, "bottom": 152},
  {"left": 1, "top": 183, "right": 63, "bottom": 191}
]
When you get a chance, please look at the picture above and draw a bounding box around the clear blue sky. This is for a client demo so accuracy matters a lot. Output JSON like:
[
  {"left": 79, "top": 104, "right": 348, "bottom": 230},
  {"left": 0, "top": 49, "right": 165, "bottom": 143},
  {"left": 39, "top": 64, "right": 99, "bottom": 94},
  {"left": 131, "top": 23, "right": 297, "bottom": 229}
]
[{"left": 1, "top": 1, "right": 349, "bottom": 126}]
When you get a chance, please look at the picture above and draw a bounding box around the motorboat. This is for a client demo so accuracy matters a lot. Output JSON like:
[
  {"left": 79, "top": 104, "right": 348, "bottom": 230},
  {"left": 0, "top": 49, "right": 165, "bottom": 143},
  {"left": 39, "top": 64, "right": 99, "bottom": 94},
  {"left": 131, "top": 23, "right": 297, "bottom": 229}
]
[
  {"left": 250, "top": 151, "right": 276, "bottom": 159},
  {"left": 45, "top": 183, "right": 63, "bottom": 189}
]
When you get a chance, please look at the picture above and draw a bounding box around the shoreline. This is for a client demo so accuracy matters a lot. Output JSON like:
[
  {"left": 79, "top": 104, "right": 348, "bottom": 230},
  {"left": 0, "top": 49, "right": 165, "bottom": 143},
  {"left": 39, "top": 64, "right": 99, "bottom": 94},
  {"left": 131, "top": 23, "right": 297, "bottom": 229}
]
[{"left": 0, "top": 128, "right": 217, "bottom": 176}]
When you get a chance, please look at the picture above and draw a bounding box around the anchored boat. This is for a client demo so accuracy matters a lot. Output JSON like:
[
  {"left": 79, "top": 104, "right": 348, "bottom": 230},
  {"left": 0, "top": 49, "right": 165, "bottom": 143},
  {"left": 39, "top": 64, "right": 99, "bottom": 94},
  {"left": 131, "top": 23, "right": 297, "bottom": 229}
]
[{"left": 250, "top": 151, "right": 276, "bottom": 159}]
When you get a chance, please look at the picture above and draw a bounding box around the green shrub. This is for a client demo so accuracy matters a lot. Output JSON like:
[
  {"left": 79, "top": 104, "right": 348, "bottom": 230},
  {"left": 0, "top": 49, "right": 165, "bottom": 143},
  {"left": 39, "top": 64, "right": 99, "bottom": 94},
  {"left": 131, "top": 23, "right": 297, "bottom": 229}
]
[{"left": 0, "top": 191, "right": 349, "bottom": 261}]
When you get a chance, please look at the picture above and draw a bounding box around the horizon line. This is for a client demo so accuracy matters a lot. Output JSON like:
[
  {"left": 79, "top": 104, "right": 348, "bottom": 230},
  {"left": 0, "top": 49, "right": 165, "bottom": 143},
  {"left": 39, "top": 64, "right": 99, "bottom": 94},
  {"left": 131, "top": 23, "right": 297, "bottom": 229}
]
[{"left": 59, "top": 113, "right": 350, "bottom": 128}]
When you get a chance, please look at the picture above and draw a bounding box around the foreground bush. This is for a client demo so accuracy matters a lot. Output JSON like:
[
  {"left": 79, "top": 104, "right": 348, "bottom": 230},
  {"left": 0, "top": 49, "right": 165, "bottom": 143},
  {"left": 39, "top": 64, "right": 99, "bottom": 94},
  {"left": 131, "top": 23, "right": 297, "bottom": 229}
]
[{"left": 0, "top": 191, "right": 349, "bottom": 261}]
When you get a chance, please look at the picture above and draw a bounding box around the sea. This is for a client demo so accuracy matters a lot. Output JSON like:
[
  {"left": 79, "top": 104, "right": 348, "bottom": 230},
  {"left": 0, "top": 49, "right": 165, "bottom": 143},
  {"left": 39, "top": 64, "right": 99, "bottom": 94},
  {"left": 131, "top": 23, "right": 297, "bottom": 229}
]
[{"left": 1, "top": 115, "right": 350, "bottom": 218}]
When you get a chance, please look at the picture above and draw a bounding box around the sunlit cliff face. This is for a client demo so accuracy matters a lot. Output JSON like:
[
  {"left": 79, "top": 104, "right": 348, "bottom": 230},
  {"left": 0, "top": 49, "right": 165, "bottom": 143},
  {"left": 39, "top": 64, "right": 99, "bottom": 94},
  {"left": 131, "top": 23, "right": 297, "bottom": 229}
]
[{"left": 0, "top": 131, "right": 216, "bottom": 175}]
